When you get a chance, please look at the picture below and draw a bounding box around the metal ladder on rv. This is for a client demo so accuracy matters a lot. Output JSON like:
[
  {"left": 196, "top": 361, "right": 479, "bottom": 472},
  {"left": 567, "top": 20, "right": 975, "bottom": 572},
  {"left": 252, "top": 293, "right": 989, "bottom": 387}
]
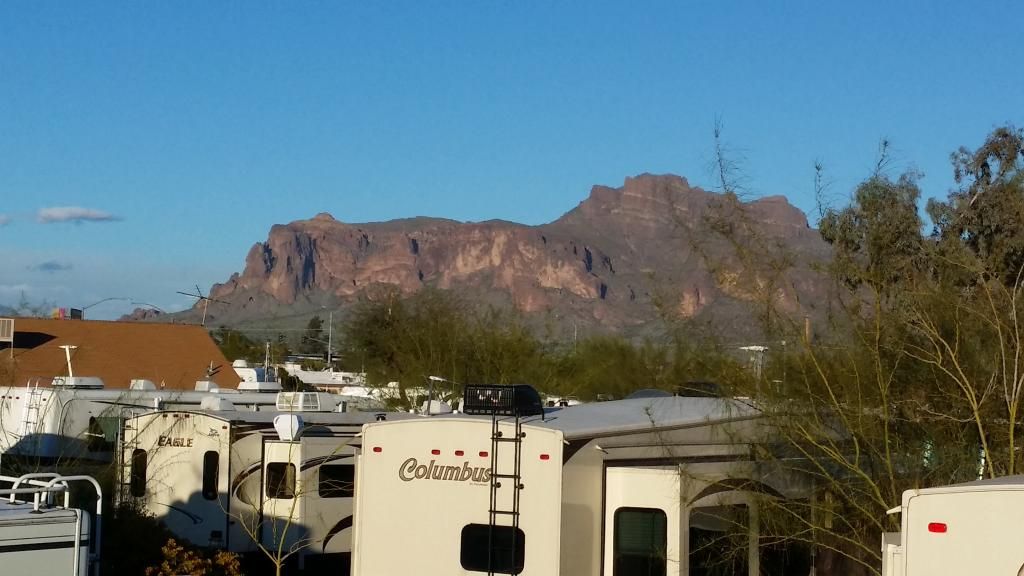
[
  {"left": 16, "top": 382, "right": 45, "bottom": 441},
  {"left": 115, "top": 418, "right": 138, "bottom": 505},
  {"left": 487, "top": 412, "right": 525, "bottom": 576}
]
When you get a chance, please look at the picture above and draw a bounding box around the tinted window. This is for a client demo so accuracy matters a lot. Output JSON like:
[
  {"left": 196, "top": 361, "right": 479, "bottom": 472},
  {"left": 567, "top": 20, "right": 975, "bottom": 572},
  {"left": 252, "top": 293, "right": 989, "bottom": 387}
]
[
  {"left": 689, "top": 505, "right": 749, "bottom": 576},
  {"left": 87, "top": 417, "right": 106, "bottom": 452},
  {"left": 266, "top": 462, "right": 295, "bottom": 499},
  {"left": 614, "top": 507, "right": 667, "bottom": 576},
  {"left": 460, "top": 523, "right": 525, "bottom": 574},
  {"left": 319, "top": 464, "right": 354, "bottom": 498},
  {"left": 130, "top": 449, "right": 147, "bottom": 497},
  {"left": 202, "top": 451, "right": 219, "bottom": 500}
]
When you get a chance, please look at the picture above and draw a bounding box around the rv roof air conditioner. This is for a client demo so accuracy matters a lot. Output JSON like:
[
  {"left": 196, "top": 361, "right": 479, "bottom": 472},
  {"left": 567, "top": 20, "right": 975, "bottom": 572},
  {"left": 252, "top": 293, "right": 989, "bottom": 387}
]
[
  {"left": 274, "top": 414, "right": 304, "bottom": 441},
  {"left": 462, "top": 384, "right": 544, "bottom": 417},
  {"left": 195, "top": 380, "right": 219, "bottom": 392},
  {"left": 52, "top": 376, "right": 105, "bottom": 389},
  {"left": 129, "top": 379, "right": 158, "bottom": 391},
  {"left": 421, "top": 399, "right": 454, "bottom": 415}
]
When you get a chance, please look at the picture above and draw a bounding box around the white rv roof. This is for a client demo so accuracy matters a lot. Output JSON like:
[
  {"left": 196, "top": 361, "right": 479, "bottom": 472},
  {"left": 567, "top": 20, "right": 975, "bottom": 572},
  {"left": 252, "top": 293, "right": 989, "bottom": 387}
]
[
  {"left": 912, "top": 475, "right": 1024, "bottom": 495},
  {"left": 139, "top": 409, "right": 416, "bottom": 427},
  {"left": 368, "top": 396, "right": 760, "bottom": 440},
  {"left": 536, "top": 396, "right": 760, "bottom": 440}
]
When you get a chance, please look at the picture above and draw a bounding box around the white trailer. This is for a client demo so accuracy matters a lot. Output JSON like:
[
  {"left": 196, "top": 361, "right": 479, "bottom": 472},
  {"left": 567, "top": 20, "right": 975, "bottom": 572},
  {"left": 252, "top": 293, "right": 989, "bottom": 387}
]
[
  {"left": 0, "top": 377, "right": 360, "bottom": 468},
  {"left": 352, "top": 386, "right": 811, "bottom": 576},
  {"left": 123, "top": 403, "right": 409, "bottom": 572},
  {"left": 882, "top": 475, "right": 1024, "bottom": 576},
  {"left": 0, "top": 473, "right": 102, "bottom": 576}
]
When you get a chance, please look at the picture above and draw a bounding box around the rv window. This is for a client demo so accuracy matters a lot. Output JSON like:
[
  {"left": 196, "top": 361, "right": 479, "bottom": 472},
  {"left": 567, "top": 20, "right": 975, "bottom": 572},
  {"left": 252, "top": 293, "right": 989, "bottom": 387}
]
[
  {"left": 319, "top": 464, "right": 354, "bottom": 498},
  {"left": 266, "top": 462, "right": 296, "bottom": 499},
  {"left": 87, "top": 417, "right": 107, "bottom": 452},
  {"left": 689, "top": 504, "right": 750, "bottom": 576},
  {"left": 614, "top": 507, "right": 667, "bottom": 576},
  {"left": 130, "top": 448, "right": 147, "bottom": 497},
  {"left": 202, "top": 451, "right": 219, "bottom": 500},
  {"left": 460, "top": 523, "right": 525, "bottom": 574}
]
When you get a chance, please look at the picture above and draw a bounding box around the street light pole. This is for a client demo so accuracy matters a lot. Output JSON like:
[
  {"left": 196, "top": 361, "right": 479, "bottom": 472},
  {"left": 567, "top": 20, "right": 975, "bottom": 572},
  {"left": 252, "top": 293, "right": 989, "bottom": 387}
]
[{"left": 81, "top": 297, "right": 131, "bottom": 318}]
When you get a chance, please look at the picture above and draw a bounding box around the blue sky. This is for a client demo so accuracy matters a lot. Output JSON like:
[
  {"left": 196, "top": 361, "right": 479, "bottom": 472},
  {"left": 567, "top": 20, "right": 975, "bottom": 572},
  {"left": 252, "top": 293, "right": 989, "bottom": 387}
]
[{"left": 1, "top": 1, "right": 1021, "bottom": 319}]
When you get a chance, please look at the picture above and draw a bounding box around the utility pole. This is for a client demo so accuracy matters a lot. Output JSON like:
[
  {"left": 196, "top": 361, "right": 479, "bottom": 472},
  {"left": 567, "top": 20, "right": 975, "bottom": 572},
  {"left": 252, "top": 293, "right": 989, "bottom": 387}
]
[{"left": 327, "top": 310, "right": 333, "bottom": 369}]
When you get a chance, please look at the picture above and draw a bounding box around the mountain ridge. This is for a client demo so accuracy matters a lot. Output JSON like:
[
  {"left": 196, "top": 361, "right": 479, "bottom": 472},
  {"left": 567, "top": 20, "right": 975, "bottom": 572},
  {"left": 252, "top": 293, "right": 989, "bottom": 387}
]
[{"left": 182, "top": 174, "right": 830, "bottom": 338}]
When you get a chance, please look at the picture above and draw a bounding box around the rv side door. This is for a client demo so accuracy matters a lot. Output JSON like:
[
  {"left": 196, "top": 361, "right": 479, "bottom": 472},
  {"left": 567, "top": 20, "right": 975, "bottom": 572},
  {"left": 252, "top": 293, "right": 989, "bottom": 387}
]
[
  {"left": 262, "top": 440, "right": 305, "bottom": 558},
  {"left": 603, "top": 467, "right": 681, "bottom": 576}
]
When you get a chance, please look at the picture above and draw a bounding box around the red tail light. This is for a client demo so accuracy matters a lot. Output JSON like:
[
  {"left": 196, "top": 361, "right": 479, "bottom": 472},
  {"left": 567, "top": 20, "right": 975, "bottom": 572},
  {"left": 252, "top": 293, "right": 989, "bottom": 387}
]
[
  {"left": 431, "top": 449, "right": 441, "bottom": 455},
  {"left": 928, "top": 522, "right": 947, "bottom": 533},
  {"left": 539, "top": 454, "right": 550, "bottom": 460},
  {"left": 479, "top": 451, "right": 488, "bottom": 457},
  {"left": 372, "top": 446, "right": 382, "bottom": 453},
  {"left": 455, "top": 450, "right": 464, "bottom": 456}
]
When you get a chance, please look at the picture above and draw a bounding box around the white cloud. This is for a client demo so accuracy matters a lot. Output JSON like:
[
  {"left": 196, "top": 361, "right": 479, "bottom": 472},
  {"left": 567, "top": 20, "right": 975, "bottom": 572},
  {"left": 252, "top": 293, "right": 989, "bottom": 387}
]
[
  {"left": 37, "top": 206, "right": 120, "bottom": 224},
  {"left": 0, "top": 214, "right": 10, "bottom": 226}
]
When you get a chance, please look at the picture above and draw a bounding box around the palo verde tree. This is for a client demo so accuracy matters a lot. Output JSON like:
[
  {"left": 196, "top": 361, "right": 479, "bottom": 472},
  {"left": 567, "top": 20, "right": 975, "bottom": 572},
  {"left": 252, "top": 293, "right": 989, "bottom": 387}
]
[{"left": 699, "top": 126, "right": 1024, "bottom": 576}]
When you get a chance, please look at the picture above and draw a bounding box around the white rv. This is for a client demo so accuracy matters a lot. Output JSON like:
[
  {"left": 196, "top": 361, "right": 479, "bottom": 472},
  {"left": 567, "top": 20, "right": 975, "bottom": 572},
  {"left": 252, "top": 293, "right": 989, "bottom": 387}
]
[
  {"left": 0, "top": 472, "right": 102, "bottom": 576},
  {"left": 0, "top": 376, "right": 360, "bottom": 468},
  {"left": 352, "top": 386, "right": 811, "bottom": 576},
  {"left": 122, "top": 402, "right": 409, "bottom": 572},
  {"left": 882, "top": 475, "right": 1024, "bottom": 576}
]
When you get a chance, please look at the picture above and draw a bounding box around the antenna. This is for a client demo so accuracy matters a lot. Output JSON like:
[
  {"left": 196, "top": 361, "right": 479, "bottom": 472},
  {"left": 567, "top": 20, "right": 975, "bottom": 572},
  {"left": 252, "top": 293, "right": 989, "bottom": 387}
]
[
  {"left": 205, "top": 361, "right": 222, "bottom": 378},
  {"left": 176, "top": 284, "right": 229, "bottom": 326},
  {"left": 59, "top": 345, "right": 78, "bottom": 378}
]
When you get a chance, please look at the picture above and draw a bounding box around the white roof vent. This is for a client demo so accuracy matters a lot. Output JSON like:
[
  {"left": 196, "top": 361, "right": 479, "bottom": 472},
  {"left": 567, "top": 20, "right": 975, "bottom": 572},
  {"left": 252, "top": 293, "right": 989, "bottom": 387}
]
[
  {"left": 52, "top": 376, "right": 104, "bottom": 389},
  {"left": 195, "top": 380, "right": 219, "bottom": 392},
  {"left": 232, "top": 359, "right": 249, "bottom": 368},
  {"left": 273, "top": 414, "right": 304, "bottom": 441},
  {"left": 421, "top": 399, "right": 453, "bottom": 415},
  {"left": 201, "top": 396, "right": 236, "bottom": 411},
  {"left": 129, "top": 379, "right": 158, "bottom": 391}
]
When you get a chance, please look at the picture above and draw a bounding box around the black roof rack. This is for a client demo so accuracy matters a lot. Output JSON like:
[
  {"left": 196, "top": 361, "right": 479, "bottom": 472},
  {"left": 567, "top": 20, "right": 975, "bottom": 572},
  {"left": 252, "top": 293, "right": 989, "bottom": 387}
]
[{"left": 462, "top": 384, "right": 544, "bottom": 417}]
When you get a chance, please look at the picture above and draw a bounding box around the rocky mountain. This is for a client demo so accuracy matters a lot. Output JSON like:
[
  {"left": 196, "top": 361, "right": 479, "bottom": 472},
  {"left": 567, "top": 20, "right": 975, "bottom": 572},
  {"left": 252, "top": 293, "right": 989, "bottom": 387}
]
[{"left": 191, "top": 174, "right": 831, "bottom": 339}]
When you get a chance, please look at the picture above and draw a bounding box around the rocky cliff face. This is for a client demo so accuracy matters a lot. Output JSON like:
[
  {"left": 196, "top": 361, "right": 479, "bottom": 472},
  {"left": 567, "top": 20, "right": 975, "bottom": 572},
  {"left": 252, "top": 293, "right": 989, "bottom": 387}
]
[{"left": 202, "top": 174, "right": 830, "bottom": 337}]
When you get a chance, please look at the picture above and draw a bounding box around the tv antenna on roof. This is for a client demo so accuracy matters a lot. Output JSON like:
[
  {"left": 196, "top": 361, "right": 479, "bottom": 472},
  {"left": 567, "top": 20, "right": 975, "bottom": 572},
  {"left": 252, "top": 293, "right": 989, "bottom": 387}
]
[{"left": 176, "top": 284, "right": 229, "bottom": 326}]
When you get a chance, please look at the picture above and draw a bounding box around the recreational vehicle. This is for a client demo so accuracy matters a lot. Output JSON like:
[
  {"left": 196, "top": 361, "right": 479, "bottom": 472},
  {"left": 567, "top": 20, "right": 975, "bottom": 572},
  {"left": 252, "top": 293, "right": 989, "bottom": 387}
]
[
  {"left": 0, "top": 472, "right": 102, "bottom": 576},
  {"left": 352, "top": 385, "right": 812, "bottom": 576},
  {"left": 0, "top": 375, "right": 362, "bottom": 469},
  {"left": 122, "top": 399, "right": 411, "bottom": 572},
  {"left": 881, "top": 475, "right": 1024, "bottom": 576}
]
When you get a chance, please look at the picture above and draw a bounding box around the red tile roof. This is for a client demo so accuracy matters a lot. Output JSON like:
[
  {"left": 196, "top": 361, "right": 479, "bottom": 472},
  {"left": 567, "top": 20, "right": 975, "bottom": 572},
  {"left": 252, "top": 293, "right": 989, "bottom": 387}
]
[{"left": 0, "top": 318, "right": 240, "bottom": 390}]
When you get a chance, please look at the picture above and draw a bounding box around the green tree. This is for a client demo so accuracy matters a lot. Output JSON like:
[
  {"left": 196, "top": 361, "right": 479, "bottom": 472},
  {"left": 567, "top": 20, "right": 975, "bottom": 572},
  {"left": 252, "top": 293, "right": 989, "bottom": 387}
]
[
  {"left": 212, "top": 327, "right": 262, "bottom": 362},
  {"left": 708, "top": 126, "right": 1024, "bottom": 574},
  {"left": 300, "top": 315, "right": 326, "bottom": 356},
  {"left": 342, "top": 288, "right": 470, "bottom": 407}
]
